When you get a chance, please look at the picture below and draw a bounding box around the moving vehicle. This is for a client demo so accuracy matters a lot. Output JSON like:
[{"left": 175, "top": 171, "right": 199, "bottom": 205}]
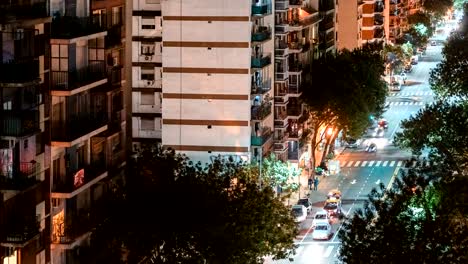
[
  {"left": 378, "top": 119, "right": 388, "bottom": 130},
  {"left": 366, "top": 142, "right": 377, "bottom": 153},
  {"left": 297, "top": 198, "right": 312, "bottom": 214},
  {"left": 327, "top": 189, "right": 342, "bottom": 200},
  {"left": 372, "top": 127, "right": 385, "bottom": 137},
  {"left": 431, "top": 40, "right": 437, "bottom": 46},
  {"left": 312, "top": 210, "right": 331, "bottom": 228},
  {"left": 312, "top": 223, "right": 332, "bottom": 240},
  {"left": 345, "top": 138, "right": 361, "bottom": 148},
  {"left": 389, "top": 81, "right": 401, "bottom": 91},
  {"left": 292, "top": 205, "right": 307, "bottom": 223},
  {"left": 323, "top": 197, "right": 342, "bottom": 217}
]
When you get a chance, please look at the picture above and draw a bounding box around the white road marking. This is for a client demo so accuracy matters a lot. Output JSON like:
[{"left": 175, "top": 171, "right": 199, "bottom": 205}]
[
  {"left": 382, "top": 161, "right": 389, "bottom": 167},
  {"left": 323, "top": 245, "right": 334, "bottom": 258},
  {"left": 368, "top": 160, "right": 375, "bottom": 166},
  {"left": 354, "top": 161, "right": 361, "bottom": 167},
  {"left": 389, "top": 161, "right": 396, "bottom": 167},
  {"left": 375, "top": 160, "right": 382, "bottom": 166},
  {"left": 351, "top": 179, "right": 357, "bottom": 184},
  {"left": 375, "top": 179, "right": 381, "bottom": 185},
  {"left": 397, "top": 161, "right": 403, "bottom": 167},
  {"left": 361, "top": 161, "right": 368, "bottom": 167},
  {"left": 346, "top": 161, "right": 354, "bottom": 167}
]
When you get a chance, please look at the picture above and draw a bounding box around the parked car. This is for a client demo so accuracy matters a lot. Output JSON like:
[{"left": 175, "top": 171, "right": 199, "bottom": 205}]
[
  {"left": 431, "top": 40, "right": 437, "bottom": 46},
  {"left": 292, "top": 205, "right": 307, "bottom": 223},
  {"left": 312, "top": 223, "right": 333, "bottom": 240},
  {"left": 312, "top": 210, "right": 331, "bottom": 228},
  {"left": 404, "top": 64, "right": 412, "bottom": 73},
  {"left": 297, "top": 198, "right": 312, "bottom": 214}
]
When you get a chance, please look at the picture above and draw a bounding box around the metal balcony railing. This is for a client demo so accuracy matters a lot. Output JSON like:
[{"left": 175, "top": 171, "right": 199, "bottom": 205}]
[
  {"left": 0, "top": 60, "right": 40, "bottom": 84},
  {"left": 252, "top": 3, "right": 272, "bottom": 16},
  {"left": 251, "top": 78, "right": 271, "bottom": 94},
  {"left": 251, "top": 102, "right": 272, "bottom": 120},
  {"left": 251, "top": 128, "right": 273, "bottom": 146},
  {"left": 0, "top": 1, "right": 48, "bottom": 21},
  {"left": 51, "top": 61, "right": 107, "bottom": 91},
  {"left": 51, "top": 111, "right": 108, "bottom": 142},
  {"left": 251, "top": 53, "right": 272, "bottom": 68},
  {"left": 0, "top": 110, "right": 40, "bottom": 137},
  {"left": 252, "top": 27, "right": 272, "bottom": 42},
  {"left": 2, "top": 219, "right": 40, "bottom": 246},
  {"left": 51, "top": 15, "right": 106, "bottom": 39},
  {"left": 52, "top": 162, "right": 107, "bottom": 194},
  {"left": 289, "top": 0, "right": 303, "bottom": 6},
  {"left": 0, "top": 162, "right": 40, "bottom": 190},
  {"left": 275, "top": 0, "right": 289, "bottom": 11}
]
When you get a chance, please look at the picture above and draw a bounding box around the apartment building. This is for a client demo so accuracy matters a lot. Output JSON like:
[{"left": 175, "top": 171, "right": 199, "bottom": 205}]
[
  {"left": 273, "top": 0, "right": 321, "bottom": 165},
  {"left": 131, "top": 0, "right": 163, "bottom": 152},
  {"left": 48, "top": 0, "right": 126, "bottom": 262},
  {"left": 337, "top": 0, "right": 365, "bottom": 51},
  {"left": 159, "top": 0, "right": 274, "bottom": 164},
  {"left": 0, "top": 1, "right": 51, "bottom": 263},
  {"left": 361, "top": 0, "right": 385, "bottom": 45},
  {"left": 385, "top": 0, "right": 409, "bottom": 43}
]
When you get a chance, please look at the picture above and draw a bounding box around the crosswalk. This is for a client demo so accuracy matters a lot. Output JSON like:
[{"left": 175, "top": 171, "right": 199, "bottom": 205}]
[
  {"left": 264, "top": 244, "right": 337, "bottom": 263},
  {"left": 388, "top": 91, "right": 434, "bottom": 97},
  {"left": 385, "top": 101, "right": 425, "bottom": 106},
  {"left": 340, "top": 160, "right": 435, "bottom": 168}
]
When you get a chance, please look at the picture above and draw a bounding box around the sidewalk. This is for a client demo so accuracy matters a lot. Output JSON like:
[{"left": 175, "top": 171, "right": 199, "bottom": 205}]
[{"left": 288, "top": 145, "right": 347, "bottom": 206}]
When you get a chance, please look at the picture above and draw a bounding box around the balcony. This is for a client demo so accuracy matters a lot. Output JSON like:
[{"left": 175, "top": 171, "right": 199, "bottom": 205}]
[
  {"left": 319, "top": 20, "right": 334, "bottom": 32},
  {"left": 274, "top": 94, "right": 289, "bottom": 105},
  {"left": 51, "top": 112, "right": 108, "bottom": 145},
  {"left": 374, "top": 3, "right": 384, "bottom": 13},
  {"left": 252, "top": 27, "right": 272, "bottom": 42},
  {"left": 51, "top": 61, "right": 107, "bottom": 93},
  {"left": 288, "top": 41, "right": 303, "bottom": 53},
  {"left": 52, "top": 162, "right": 107, "bottom": 198},
  {"left": 275, "top": 0, "right": 289, "bottom": 11},
  {"left": 0, "top": 162, "right": 40, "bottom": 191},
  {"left": 0, "top": 1, "right": 49, "bottom": 22},
  {"left": 288, "top": 61, "right": 302, "bottom": 74},
  {"left": 0, "top": 60, "right": 40, "bottom": 86},
  {"left": 1, "top": 110, "right": 40, "bottom": 137},
  {"left": 287, "top": 105, "right": 303, "bottom": 118},
  {"left": 320, "top": 0, "right": 335, "bottom": 12},
  {"left": 1, "top": 219, "right": 40, "bottom": 247},
  {"left": 274, "top": 112, "right": 289, "bottom": 129},
  {"left": 252, "top": 3, "right": 272, "bottom": 16},
  {"left": 251, "top": 79, "right": 271, "bottom": 95},
  {"left": 105, "top": 24, "right": 123, "bottom": 49},
  {"left": 251, "top": 53, "right": 272, "bottom": 68},
  {"left": 51, "top": 15, "right": 106, "bottom": 40},
  {"left": 251, "top": 102, "right": 272, "bottom": 121},
  {"left": 274, "top": 141, "right": 288, "bottom": 152},
  {"left": 251, "top": 128, "right": 273, "bottom": 146},
  {"left": 289, "top": 0, "right": 303, "bottom": 7},
  {"left": 275, "top": 41, "right": 289, "bottom": 58}
]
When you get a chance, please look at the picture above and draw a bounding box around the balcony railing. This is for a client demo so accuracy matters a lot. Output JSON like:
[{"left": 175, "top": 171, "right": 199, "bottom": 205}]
[
  {"left": 251, "top": 128, "right": 273, "bottom": 146},
  {"left": 0, "top": 162, "right": 40, "bottom": 190},
  {"left": 289, "top": 0, "right": 303, "bottom": 6},
  {"left": 0, "top": 60, "right": 40, "bottom": 84},
  {"left": 51, "top": 112, "right": 108, "bottom": 142},
  {"left": 2, "top": 219, "right": 40, "bottom": 247},
  {"left": 275, "top": 0, "right": 289, "bottom": 11},
  {"left": 251, "top": 79, "right": 271, "bottom": 94},
  {"left": 0, "top": 1, "right": 49, "bottom": 21},
  {"left": 251, "top": 102, "right": 272, "bottom": 120},
  {"left": 52, "top": 162, "right": 107, "bottom": 194},
  {"left": 51, "top": 15, "right": 106, "bottom": 39},
  {"left": 288, "top": 41, "right": 303, "bottom": 52},
  {"left": 274, "top": 141, "right": 288, "bottom": 152},
  {"left": 252, "top": 27, "right": 272, "bottom": 42},
  {"left": 374, "top": 3, "right": 384, "bottom": 13},
  {"left": 1, "top": 110, "right": 40, "bottom": 137},
  {"left": 287, "top": 106, "right": 303, "bottom": 118},
  {"left": 51, "top": 61, "right": 107, "bottom": 91},
  {"left": 252, "top": 3, "right": 272, "bottom": 16},
  {"left": 251, "top": 53, "right": 272, "bottom": 68},
  {"left": 319, "top": 20, "right": 334, "bottom": 31}
]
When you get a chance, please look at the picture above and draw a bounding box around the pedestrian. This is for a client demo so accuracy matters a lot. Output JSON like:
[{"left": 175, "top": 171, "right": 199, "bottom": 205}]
[
  {"left": 313, "top": 176, "right": 319, "bottom": 191},
  {"left": 308, "top": 177, "right": 313, "bottom": 190}
]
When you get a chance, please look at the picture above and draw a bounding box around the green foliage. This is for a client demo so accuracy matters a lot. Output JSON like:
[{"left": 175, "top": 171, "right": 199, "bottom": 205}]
[
  {"left": 429, "top": 32, "right": 468, "bottom": 99},
  {"left": 89, "top": 147, "right": 298, "bottom": 264},
  {"left": 260, "top": 153, "right": 301, "bottom": 194},
  {"left": 454, "top": 0, "right": 468, "bottom": 10},
  {"left": 403, "top": 26, "right": 429, "bottom": 48},
  {"left": 394, "top": 101, "right": 468, "bottom": 174},
  {"left": 339, "top": 166, "right": 468, "bottom": 264},
  {"left": 422, "top": 0, "right": 453, "bottom": 16}
]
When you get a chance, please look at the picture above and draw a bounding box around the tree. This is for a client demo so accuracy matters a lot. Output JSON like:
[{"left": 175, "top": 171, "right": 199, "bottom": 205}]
[
  {"left": 339, "top": 166, "right": 468, "bottom": 264},
  {"left": 422, "top": 0, "right": 453, "bottom": 17},
  {"left": 301, "top": 48, "right": 387, "bottom": 165},
  {"left": 429, "top": 28, "right": 468, "bottom": 99},
  {"left": 88, "top": 147, "right": 298, "bottom": 263},
  {"left": 259, "top": 153, "right": 301, "bottom": 196},
  {"left": 393, "top": 101, "right": 468, "bottom": 174},
  {"left": 454, "top": 0, "right": 468, "bottom": 10}
]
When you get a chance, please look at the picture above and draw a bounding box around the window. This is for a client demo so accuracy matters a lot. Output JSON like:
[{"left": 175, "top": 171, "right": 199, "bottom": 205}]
[
  {"left": 141, "top": 92, "right": 154, "bottom": 105},
  {"left": 141, "top": 16, "right": 156, "bottom": 29},
  {"left": 141, "top": 42, "right": 155, "bottom": 55},
  {"left": 141, "top": 67, "right": 155, "bottom": 80},
  {"left": 24, "top": 139, "right": 28, "bottom": 149},
  {"left": 141, "top": 118, "right": 155, "bottom": 130},
  {"left": 3, "top": 101, "right": 12, "bottom": 110},
  {"left": 112, "top": 6, "right": 123, "bottom": 26},
  {"left": 146, "top": 0, "right": 160, "bottom": 4}
]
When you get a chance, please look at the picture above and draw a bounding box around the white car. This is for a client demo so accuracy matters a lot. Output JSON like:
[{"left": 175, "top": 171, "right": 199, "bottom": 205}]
[
  {"left": 312, "top": 210, "right": 331, "bottom": 228},
  {"left": 292, "top": 205, "right": 307, "bottom": 223},
  {"left": 312, "top": 223, "right": 332, "bottom": 240}
]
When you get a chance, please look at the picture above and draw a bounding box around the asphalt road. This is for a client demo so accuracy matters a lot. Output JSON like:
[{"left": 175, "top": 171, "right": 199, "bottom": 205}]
[{"left": 266, "top": 25, "right": 450, "bottom": 264}]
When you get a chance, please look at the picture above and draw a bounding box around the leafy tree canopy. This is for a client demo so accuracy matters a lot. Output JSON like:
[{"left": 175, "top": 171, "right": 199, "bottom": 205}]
[
  {"left": 423, "top": 0, "right": 453, "bottom": 17},
  {"left": 393, "top": 101, "right": 468, "bottom": 174},
  {"left": 453, "top": 0, "right": 468, "bottom": 10},
  {"left": 89, "top": 147, "right": 298, "bottom": 264}
]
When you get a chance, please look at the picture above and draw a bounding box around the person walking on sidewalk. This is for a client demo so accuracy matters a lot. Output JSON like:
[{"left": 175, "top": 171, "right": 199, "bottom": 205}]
[
  {"left": 313, "top": 176, "right": 319, "bottom": 191},
  {"left": 308, "top": 177, "right": 313, "bottom": 190}
]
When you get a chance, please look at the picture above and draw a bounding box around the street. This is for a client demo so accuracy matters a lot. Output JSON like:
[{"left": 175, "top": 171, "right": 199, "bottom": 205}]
[{"left": 265, "top": 24, "right": 450, "bottom": 264}]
